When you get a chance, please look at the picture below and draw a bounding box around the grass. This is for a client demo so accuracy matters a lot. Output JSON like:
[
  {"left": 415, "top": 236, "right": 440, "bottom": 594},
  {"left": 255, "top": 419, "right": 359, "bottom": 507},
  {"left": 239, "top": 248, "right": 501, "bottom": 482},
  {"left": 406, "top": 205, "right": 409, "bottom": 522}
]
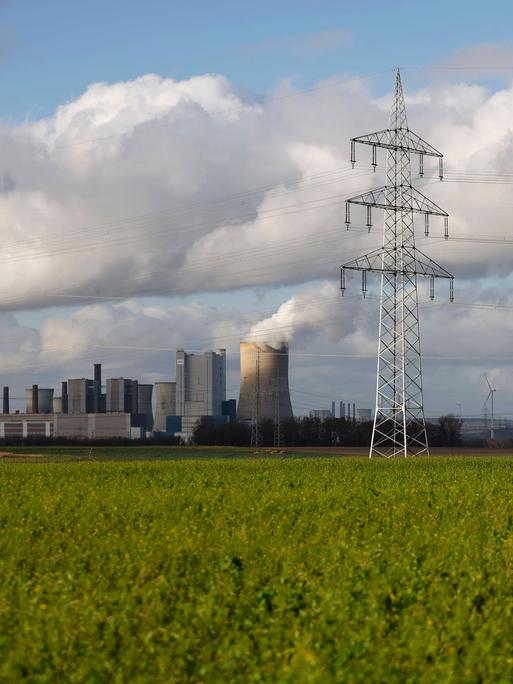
[{"left": 1, "top": 455, "right": 513, "bottom": 682}]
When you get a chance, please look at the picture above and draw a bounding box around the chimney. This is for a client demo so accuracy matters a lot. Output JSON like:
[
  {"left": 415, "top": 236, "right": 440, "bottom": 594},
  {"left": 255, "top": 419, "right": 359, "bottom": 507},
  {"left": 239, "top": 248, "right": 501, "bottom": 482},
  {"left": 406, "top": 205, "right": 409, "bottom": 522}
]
[
  {"left": 61, "top": 381, "right": 68, "bottom": 414},
  {"left": 32, "top": 384, "right": 39, "bottom": 414},
  {"left": 93, "top": 364, "right": 102, "bottom": 413},
  {"left": 331, "top": 401, "right": 335, "bottom": 418},
  {"left": 2, "top": 387, "right": 8, "bottom": 414},
  {"left": 353, "top": 402, "right": 356, "bottom": 422}
]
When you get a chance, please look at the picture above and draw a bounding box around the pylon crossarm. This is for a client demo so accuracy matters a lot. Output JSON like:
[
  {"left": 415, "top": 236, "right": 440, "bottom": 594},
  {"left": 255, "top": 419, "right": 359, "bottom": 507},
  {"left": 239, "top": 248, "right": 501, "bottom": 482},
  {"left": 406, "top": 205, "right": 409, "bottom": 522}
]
[
  {"left": 346, "top": 185, "right": 447, "bottom": 216},
  {"left": 341, "top": 247, "right": 454, "bottom": 280},
  {"left": 351, "top": 128, "right": 442, "bottom": 157}
]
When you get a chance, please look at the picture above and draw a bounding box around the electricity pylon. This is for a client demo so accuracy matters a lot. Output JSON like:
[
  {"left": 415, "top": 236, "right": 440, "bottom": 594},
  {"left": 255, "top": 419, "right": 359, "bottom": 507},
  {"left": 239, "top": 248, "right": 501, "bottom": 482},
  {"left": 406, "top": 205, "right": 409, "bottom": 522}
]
[{"left": 341, "top": 70, "right": 454, "bottom": 457}]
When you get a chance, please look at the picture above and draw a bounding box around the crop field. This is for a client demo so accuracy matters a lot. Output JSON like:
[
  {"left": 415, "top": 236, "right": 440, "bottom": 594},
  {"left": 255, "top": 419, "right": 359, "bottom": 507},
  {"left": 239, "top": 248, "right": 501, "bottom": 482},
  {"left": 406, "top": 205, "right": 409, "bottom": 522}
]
[{"left": 1, "top": 454, "right": 513, "bottom": 682}]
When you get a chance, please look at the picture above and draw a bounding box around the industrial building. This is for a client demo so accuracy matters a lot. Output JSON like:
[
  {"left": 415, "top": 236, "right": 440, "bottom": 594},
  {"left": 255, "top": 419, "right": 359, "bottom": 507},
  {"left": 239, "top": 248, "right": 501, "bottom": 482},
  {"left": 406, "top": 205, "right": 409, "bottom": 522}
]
[
  {"left": 0, "top": 412, "right": 131, "bottom": 440},
  {"left": 0, "top": 414, "right": 53, "bottom": 439},
  {"left": 356, "top": 408, "right": 372, "bottom": 423},
  {"left": 0, "top": 363, "right": 153, "bottom": 441},
  {"left": 153, "top": 382, "right": 176, "bottom": 432},
  {"left": 54, "top": 413, "right": 130, "bottom": 439},
  {"left": 309, "top": 404, "right": 371, "bottom": 422},
  {"left": 136, "top": 384, "right": 154, "bottom": 432},
  {"left": 25, "top": 386, "right": 54, "bottom": 414},
  {"left": 106, "top": 378, "right": 138, "bottom": 413},
  {"left": 175, "top": 349, "right": 227, "bottom": 439},
  {"left": 309, "top": 409, "right": 333, "bottom": 421},
  {"left": 237, "top": 341, "right": 293, "bottom": 423},
  {"left": 67, "top": 378, "right": 95, "bottom": 414}
]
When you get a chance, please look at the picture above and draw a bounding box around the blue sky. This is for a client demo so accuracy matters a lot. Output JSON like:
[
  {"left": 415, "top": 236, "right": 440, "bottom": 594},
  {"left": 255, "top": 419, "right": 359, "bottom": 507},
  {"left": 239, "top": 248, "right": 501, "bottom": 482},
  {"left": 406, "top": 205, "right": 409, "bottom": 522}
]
[{"left": 2, "top": 0, "right": 513, "bottom": 121}]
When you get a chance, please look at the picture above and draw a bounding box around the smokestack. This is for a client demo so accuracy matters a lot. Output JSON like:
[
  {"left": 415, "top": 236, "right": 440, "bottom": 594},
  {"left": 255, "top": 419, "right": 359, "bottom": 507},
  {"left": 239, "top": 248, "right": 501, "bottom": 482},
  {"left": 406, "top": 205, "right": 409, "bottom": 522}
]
[
  {"left": 353, "top": 402, "right": 356, "bottom": 422},
  {"left": 32, "top": 384, "right": 39, "bottom": 414},
  {"left": 340, "top": 401, "right": 344, "bottom": 420},
  {"left": 2, "top": 387, "right": 9, "bottom": 414},
  {"left": 61, "top": 381, "right": 68, "bottom": 414},
  {"left": 331, "top": 401, "right": 335, "bottom": 418},
  {"left": 93, "top": 364, "right": 102, "bottom": 413}
]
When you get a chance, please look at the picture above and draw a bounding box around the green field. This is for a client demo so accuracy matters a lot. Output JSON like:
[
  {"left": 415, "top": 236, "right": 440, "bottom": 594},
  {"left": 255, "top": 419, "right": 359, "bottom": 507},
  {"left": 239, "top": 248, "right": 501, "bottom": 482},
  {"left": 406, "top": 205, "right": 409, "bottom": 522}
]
[{"left": 2, "top": 454, "right": 513, "bottom": 682}]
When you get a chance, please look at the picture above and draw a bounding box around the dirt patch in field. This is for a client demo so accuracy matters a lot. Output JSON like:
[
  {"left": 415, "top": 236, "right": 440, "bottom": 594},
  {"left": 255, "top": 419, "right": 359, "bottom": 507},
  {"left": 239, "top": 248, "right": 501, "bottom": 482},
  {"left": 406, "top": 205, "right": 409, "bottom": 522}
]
[{"left": 0, "top": 452, "right": 44, "bottom": 459}]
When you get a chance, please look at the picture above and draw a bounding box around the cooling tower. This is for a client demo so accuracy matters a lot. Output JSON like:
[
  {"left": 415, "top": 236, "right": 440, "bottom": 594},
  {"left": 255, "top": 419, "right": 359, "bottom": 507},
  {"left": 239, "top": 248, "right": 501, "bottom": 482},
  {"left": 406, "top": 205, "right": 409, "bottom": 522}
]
[
  {"left": 153, "top": 382, "right": 176, "bottom": 432},
  {"left": 237, "top": 341, "right": 293, "bottom": 422},
  {"left": 25, "top": 388, "right": 54, "bottom": 414}
]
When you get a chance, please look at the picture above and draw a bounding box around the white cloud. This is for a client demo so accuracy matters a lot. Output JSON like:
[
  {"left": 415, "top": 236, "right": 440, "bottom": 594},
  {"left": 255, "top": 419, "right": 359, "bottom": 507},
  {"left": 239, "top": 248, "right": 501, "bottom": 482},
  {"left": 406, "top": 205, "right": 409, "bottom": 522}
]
[
  {"left": 2, "top": 69, "right": 513, "bottom": 415},
  {"left": 0, "top": 68, "right": 509, "bottom": 312}
]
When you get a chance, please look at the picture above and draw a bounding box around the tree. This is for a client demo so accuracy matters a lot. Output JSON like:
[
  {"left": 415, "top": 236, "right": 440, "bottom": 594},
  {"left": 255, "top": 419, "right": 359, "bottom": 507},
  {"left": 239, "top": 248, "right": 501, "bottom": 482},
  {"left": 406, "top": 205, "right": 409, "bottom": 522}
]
[{"left": 437, "top": 414, "right": 463, "bottom": 447}]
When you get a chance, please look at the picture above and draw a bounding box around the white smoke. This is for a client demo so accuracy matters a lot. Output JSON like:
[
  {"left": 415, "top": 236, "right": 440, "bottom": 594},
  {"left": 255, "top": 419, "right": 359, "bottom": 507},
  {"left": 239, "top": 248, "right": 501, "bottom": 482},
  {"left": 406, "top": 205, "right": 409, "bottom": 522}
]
[{"left": 246, "top": 282, "right": 361, "bottom": 348}]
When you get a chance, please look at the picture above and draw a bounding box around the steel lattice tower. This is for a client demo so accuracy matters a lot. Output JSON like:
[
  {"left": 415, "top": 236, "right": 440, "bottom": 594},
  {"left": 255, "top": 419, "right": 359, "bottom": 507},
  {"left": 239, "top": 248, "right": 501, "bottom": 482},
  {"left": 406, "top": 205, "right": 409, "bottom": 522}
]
[{"left": 341, "top": 70, "right": 454, "bottom": 457}]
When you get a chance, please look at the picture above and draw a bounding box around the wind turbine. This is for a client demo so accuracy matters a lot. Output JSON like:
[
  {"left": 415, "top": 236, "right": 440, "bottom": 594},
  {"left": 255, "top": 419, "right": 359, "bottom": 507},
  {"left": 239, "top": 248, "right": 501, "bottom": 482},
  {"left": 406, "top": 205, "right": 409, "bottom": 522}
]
[{"left": 484, "top": 375, "right": 497, "bottom": 439}]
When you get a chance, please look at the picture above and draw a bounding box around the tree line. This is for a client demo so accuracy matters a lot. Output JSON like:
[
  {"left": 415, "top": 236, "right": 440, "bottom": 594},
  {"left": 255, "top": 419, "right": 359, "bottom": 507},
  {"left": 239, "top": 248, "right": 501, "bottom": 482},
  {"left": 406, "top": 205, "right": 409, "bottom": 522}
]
[{"left": 193, "top": 414, "right": 464, "bottom": 447}]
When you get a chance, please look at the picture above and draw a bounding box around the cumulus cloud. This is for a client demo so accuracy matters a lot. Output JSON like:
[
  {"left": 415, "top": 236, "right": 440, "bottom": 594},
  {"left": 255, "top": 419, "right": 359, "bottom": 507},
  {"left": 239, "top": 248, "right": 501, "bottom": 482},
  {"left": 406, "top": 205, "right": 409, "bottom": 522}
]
[
  {"left": 0, "top": 66, "right": 504, "bottom": 308},
  {"left": 0, "top": 69, "right": 512, "bottom": 312},
  {"left": 2, "top": 68, "right": 513, "bottom": 414}
]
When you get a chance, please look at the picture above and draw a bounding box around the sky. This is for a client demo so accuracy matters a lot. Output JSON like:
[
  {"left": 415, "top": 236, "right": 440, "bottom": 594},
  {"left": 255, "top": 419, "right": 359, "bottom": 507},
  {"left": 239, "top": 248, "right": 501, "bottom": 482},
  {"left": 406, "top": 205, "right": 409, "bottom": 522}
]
[{"left": 1, "top": 0, "right": 513, "bottom": 416}]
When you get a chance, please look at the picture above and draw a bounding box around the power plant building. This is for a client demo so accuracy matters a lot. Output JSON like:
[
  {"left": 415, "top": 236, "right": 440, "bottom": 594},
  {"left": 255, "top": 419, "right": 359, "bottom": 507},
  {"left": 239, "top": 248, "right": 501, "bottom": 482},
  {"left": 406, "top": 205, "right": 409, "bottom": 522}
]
[
  {"left": 237, "top": 341, "right": 293, "bottom": 422},
  {"left": 67, "top": 378, "right": 95, "bottom": 414},
  {"left": 106, "top": 378, "right": 138, "bottom": 414},
  {"left": 175, "top": 349, "right": 226, "bottom": 438},
  {"left": 356, "top": 408, "right": 373, "bottom": 423},
  {"left": 136, "top": 383, "right": 154, "bottom": 432},
  {"left": 25, "top": 387, "right": 54, "bottom": 414},
  {"left": 54, "top": 413, "right": 131, "bottom": 439},
  {"left": 153, "top": 382, "right": 176, "bottom": 432},
  {"left": 0, "top": 412, "right": 131, "bottom": 440},
  {"left": 309, "top": 409, "right": 333, "bottom": 421}
]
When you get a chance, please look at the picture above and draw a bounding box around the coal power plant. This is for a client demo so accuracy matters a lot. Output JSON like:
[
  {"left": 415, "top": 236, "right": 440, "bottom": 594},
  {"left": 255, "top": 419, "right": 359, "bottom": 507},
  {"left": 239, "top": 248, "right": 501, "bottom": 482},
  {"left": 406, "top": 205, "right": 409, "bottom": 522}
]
[
  {"left": 0, "top": 341, "right": 375, "bottom": 444},
  {"left": 237, "top": 341, "right": 293, "bottom": 422}
]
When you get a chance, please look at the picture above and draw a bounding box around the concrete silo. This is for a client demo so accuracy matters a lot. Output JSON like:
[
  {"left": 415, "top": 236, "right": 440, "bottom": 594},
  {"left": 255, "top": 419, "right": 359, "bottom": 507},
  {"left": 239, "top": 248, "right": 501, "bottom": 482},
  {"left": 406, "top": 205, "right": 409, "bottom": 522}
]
[
  {"left": 237, "top": 341, "right": 293, "bottom": 422},
  {"left": 153, "top": 382, "right": 176, "bottom": 432}
]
